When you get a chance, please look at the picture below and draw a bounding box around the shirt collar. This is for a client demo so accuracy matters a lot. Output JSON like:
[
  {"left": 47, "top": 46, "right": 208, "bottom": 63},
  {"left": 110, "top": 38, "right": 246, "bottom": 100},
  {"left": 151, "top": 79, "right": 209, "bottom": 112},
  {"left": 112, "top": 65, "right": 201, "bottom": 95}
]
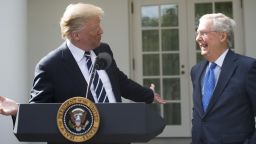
[
  {"left": 214, "top": 49, "right": 229, "bottom": 68},
  {"left": 66, "top": 39, "right": 86, "bottom": 63}
]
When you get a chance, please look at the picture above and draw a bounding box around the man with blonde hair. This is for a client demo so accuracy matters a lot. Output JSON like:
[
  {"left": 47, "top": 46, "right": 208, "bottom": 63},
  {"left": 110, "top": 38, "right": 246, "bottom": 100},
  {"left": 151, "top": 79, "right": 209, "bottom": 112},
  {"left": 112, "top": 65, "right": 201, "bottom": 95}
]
[
  {"left": 191, "top": 13, "right": 256, "bottom": 144},
  {"left": 0, "top": 3, "right": 165, "bottom": 116}
]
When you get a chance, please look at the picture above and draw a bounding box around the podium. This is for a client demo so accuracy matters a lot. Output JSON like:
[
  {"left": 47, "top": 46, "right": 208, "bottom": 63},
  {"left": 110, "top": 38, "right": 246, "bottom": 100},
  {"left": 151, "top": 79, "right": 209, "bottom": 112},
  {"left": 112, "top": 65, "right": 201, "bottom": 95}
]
[{"left": 14, "top": 103, "right": 166, "bottom": 144}]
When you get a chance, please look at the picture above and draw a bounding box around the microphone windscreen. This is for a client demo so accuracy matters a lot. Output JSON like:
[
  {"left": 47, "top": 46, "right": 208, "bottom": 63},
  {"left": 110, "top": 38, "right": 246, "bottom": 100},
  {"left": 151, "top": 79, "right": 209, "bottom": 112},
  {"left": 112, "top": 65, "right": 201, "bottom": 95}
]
[{"left": 95, "top": 52, "right": 112, "bottom": 70}]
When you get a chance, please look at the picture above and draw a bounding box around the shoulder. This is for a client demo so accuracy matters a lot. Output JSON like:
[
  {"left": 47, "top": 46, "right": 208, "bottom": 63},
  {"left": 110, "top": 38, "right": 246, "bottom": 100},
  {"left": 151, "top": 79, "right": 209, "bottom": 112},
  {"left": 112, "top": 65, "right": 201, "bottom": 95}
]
[
  {"left": 233, "top": 52, "right": 256, "bottom": 68},
  {"left": 94, "top": 42, "right": 113, "bottom": 56},
  {"left": 191, "top": 60, "right": 206, "bottom": 72},
  {"left": 97, "top": 42, "right": 111, "bottom": 51},
  {"left": 190, "top": 60, "right": 207, "bottom": 82},
  {"left": 36, "top": 42, "right": 68, "bottom": 69}
]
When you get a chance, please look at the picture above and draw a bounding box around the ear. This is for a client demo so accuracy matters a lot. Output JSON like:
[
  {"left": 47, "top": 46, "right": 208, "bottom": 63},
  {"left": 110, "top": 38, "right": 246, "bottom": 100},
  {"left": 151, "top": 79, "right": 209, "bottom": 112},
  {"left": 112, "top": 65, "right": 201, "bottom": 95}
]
[
  {"left": 219, "top": 32, "right": 227, "bottom": 42},
  {"left": 71, "top": 32, "right": 80, "bottom": 41}
]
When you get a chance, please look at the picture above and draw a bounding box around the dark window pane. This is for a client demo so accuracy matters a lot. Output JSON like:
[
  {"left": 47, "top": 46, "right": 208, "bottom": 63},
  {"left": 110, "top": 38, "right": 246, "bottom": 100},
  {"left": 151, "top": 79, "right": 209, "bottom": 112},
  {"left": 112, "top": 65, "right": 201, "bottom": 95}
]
[
  {"left": 215, "top": 2, "right": 233, "bottom": 18},
  {"left": 161, "top": 4, "right": 178, "bottom": 27},
  {"left": 162, "top": 53, "right": 180, "bottom": 75},
  {"left": 141, "top": 6, "right": 159, "bottom": 27},
  {"left": 142, "top": 30, "right": 159, "bottom": 51},
  {"left": 195, "top": 3, "right": 213, "bottom": 26},
  {"left": 162, "top": 29, "right": 179, "bottom": 51},
  {"left": 143, "top": 54, "right": 160, "bottom": 76},
  {"left": 164, "top": 103, "right": 181, "bottom": 125},
  {"left": 163, "top": 78, "right": 180, "bottom": 100}
]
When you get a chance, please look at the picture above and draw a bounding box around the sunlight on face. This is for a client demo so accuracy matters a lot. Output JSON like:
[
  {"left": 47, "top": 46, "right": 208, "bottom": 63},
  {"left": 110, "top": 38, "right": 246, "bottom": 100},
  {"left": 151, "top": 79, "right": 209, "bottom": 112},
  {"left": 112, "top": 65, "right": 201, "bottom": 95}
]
[
  {"left": 196, "top": 20, "right": 222, "bottom": 61},
  {"left": 77, "top": 16, "right": 103, "bottom": 50}
]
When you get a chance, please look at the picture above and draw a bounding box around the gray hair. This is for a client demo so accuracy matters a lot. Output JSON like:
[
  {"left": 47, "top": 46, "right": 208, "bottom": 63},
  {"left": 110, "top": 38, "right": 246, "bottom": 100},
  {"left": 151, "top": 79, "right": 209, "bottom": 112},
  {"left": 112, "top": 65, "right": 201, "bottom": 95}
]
[
  {"left": 199, "top": 13, "right": 236, "bottom": 48},
  {"left": 60, "top": 3, "right": 104, "bottom": 39}
]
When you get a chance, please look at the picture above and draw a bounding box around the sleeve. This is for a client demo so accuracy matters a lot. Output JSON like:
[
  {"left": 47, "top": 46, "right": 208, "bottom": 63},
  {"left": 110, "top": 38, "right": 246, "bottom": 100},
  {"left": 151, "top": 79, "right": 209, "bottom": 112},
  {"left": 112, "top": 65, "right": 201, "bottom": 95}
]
[
  {"left": 246, "top": 61, "right": 256, "bottom": 144},
  {"left": 100, "top": 43, "right": 154, "bottom": 103},
  {"left": 111, "top": 55, "right": 154, "bottom": 103},
  {"left": 118, "top": 69, "right": 154, "bottom": 103},
  {"left": 29, "top": 63, "right": 55, "bottom": 103}
]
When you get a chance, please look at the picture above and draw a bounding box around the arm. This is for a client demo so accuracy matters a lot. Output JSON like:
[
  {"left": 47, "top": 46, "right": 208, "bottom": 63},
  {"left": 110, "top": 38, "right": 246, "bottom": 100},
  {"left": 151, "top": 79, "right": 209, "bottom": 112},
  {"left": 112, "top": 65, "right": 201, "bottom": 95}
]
[
  {"left": 29, "top": 62, "right": 55, "bottom": 103},
  {"left": 117, "top": 67, "right": 154, "bottom": 103},
  {"left": 100, "top": 43, "right": 165, "bottom": 104},
  {"left": 150, "top": 84, "right": 166, "bottom": 104},
  {"left": 246, "top": 61, "right": 256, "bottom": 143},
  {"left": 117, "top": 65, "right": 165, "bottom": 104}
]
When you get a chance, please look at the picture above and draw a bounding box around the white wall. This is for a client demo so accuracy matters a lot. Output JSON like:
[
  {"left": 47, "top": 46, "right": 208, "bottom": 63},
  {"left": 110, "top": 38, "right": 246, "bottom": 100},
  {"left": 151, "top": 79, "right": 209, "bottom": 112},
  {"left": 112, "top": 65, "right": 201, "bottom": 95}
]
[
  {"left": 244, "top": 0, "right": 256, "bottom": 58},
  {"left": 0, "top": 0, "right": 28, "bottom": 143}
]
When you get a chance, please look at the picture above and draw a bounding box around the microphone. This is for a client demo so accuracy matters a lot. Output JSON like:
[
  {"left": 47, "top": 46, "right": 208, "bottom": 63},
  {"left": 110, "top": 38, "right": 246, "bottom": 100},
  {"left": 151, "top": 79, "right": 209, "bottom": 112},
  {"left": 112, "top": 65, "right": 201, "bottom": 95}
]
[
  {"left": 85, "top": 52, "right": 112, "bottom": 101},
  {"left": 94, "top": 52, "right": 112, "bottom": 70}
]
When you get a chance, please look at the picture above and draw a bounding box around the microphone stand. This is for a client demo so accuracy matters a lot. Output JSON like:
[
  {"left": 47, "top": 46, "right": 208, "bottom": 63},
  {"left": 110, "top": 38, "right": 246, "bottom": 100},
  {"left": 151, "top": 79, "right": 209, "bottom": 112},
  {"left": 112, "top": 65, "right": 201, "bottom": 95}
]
[
  {"left": 84, "top": 53, "right": 111, "bottom": 101},
  {"left": 85, "top": 64, "right": 97, "bottom": 101}
]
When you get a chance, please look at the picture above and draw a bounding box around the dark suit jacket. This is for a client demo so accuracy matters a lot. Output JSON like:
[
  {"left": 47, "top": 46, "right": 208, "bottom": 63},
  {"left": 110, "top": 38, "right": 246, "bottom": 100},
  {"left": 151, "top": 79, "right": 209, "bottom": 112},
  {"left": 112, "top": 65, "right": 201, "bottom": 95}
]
[
  {"left": 191, "top": 50, "right": 256, "bottom": 144},
  {"left": 29, "top": 42, "right": 154, "bottom": 104}
]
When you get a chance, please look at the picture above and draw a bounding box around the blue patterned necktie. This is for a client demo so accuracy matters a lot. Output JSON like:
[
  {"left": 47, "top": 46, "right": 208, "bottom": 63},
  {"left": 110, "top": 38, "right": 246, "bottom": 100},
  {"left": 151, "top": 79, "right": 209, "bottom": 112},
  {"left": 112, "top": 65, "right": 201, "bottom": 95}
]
[
  {"left": 84, "top": 52, "right": 109, "bottom": 103},
  {"left": 202, "top": 62, "right": 217, "bottom": 112}
]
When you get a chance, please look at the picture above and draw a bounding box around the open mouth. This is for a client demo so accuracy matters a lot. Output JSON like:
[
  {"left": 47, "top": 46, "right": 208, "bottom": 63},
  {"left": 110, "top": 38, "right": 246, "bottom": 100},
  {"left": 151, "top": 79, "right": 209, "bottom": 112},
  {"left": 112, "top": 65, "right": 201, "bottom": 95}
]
[{"left": 199, "top": 42, "right": 208, "bottom": 48}]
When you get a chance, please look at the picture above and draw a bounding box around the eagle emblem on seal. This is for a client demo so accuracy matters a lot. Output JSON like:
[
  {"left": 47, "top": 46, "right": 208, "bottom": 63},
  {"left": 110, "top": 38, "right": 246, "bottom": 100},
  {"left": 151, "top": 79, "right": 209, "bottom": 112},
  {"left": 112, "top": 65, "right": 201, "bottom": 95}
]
[
  {"left": 57, "top": 97, "right": 100, "bottom": 142},
  {"left": 69, "top": 108, "right": 89, "bottom": 132}
]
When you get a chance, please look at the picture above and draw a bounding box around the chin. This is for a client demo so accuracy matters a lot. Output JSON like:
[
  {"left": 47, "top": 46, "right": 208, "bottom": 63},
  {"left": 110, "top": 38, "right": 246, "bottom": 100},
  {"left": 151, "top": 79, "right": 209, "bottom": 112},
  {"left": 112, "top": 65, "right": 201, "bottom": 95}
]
[
  {"left": 201, "top": 52, "right": 212, "bottom": 61},
  {"left": 201, "top": 50, "right": 207, "bottom": 56},
  {"left": 96, "top": 41, "right": 101, "bottom": 46},
  {"left": 201, "top": 47, "right": 209, "bottom": 54},
  {"left": 91, "top": 43, "right": 101, "bottom": 49}
]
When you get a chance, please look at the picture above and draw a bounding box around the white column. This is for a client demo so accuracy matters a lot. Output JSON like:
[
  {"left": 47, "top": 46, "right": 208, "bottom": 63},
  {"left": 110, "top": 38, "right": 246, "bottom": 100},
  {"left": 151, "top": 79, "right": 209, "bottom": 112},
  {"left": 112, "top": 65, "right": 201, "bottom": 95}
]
[
  {"left": 0, "top": 0, "right": 28, "bottom": 143},
  {"left": 244, "top": 0, "right": 256, "bottom": 58}
]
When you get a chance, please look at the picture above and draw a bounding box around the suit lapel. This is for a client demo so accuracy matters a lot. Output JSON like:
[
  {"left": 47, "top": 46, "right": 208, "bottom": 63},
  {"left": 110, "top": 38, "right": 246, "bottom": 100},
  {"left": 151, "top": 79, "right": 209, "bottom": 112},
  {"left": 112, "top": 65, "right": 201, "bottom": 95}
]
[
  {"left": 204, "top": 50, "right": 238, "bottom": 116},
  {"left": 60, "top": 43, "right": 91, "bottom": 99}
]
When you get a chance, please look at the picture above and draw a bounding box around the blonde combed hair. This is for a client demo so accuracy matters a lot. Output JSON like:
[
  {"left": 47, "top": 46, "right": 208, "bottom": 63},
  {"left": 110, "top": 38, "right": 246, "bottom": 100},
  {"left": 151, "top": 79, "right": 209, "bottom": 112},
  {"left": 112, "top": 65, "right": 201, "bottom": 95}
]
[{"left": 60, "top": 3, "right": 104, "bottom": 39}]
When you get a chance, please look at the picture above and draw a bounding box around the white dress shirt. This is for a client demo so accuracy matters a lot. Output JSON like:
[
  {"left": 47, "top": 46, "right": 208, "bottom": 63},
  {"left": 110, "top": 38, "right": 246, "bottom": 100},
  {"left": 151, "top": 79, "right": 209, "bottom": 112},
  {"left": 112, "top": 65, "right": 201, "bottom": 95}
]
[
  {"left": 202, "top": 48, "right": 229, "bottom": 95},
  {"left": 66, "top": 40, "right": 116, "bottom": 103}
]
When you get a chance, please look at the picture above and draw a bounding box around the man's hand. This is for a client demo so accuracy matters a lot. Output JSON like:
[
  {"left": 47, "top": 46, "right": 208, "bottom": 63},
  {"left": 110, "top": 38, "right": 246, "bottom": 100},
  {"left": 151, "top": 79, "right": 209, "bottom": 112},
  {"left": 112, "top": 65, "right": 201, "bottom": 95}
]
[
  {"left": 150, "top": 84, "right": 166, "bottom": 104},
  {"left": 0, "top": 96, "right": 18, "bottom": 116}
]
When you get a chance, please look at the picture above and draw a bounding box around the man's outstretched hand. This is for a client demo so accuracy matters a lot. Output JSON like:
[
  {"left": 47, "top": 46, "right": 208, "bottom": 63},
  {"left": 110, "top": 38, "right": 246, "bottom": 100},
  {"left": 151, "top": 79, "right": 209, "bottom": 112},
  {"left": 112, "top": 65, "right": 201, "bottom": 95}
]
[
  {"left": 150, "top": 84, "right": 166, "bottom": 104},
  {"left": 0, "top": 96, "right": 18, "bottom": 116}
]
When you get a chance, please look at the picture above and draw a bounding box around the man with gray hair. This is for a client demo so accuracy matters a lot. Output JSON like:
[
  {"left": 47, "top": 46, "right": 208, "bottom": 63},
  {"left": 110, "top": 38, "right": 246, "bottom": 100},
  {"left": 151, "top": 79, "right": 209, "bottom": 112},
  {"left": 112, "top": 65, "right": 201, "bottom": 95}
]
[{"left": 191, "top": 13, "right": 256, "bottom": 144}]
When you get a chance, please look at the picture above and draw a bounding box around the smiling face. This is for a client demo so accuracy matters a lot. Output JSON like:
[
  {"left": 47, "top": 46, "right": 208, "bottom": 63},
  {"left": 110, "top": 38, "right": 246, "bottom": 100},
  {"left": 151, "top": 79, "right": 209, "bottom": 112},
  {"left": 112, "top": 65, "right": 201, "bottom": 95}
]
[{"left": 196, "top": 19, "right": 228, "bottom": 62}]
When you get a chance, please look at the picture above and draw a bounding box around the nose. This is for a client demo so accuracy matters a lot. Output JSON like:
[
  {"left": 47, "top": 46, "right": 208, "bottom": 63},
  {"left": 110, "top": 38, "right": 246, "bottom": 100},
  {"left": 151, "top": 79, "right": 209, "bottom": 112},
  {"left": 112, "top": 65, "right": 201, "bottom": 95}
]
[
  {"left": 99, "top": 26, "right": 103, "bottom": 34},
  {"left": 195, "top": 33, "right": 201, "bottom": 42}
]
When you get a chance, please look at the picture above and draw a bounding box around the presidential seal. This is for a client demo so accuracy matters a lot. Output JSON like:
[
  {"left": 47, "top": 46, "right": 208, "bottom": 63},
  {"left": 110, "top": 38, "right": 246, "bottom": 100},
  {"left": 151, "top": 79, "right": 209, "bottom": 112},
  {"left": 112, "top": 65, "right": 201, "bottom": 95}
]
[{"left": 57, "top": 97, "right": 100, "bottom": 143}]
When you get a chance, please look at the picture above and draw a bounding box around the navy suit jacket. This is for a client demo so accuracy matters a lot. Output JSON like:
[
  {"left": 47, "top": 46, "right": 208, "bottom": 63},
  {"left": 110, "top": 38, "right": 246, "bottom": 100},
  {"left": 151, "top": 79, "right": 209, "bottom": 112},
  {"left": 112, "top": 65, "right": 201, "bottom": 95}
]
[
  {"left": 191, "top": 50, "right": 256, "bottom": 144},
  {"left": 29, "top": 42, "right": 154, "bottom": 103}
]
